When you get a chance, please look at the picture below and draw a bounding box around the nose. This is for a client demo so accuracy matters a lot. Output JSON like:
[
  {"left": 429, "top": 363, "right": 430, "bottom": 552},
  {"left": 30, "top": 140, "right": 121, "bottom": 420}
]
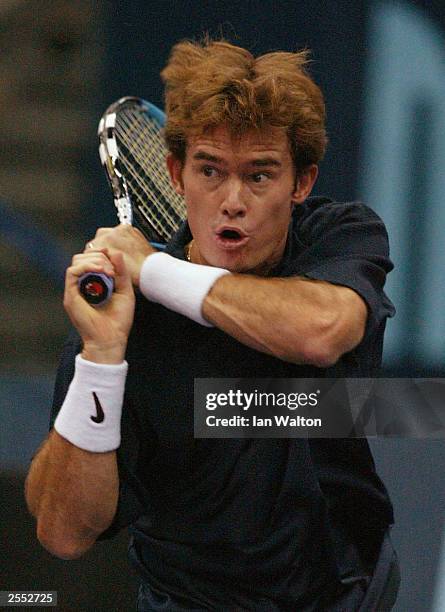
[{"left": 220, "top": 178, "right": 247, "bottom": 218}]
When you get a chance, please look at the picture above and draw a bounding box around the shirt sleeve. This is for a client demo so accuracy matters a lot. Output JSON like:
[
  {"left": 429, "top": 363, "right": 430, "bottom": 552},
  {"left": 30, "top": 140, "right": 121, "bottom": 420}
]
[
  {"left": 290, "top": 201, "right": 395, "bottom": 340},
  {"left": 49, "top": 330, "right": 81, "bottom": 429}
]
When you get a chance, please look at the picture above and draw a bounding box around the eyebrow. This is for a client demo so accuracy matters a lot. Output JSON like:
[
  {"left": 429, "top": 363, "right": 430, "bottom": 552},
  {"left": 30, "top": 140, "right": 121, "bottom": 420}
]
[
  {"left": 250, "top": 158, "right": 282, "bottom": 168},
  {"left": 192, "top": 151, "right": 282, "bottom": 167},
  {"left": 193, "top": 151, "right": 223, "bottom": 164}
]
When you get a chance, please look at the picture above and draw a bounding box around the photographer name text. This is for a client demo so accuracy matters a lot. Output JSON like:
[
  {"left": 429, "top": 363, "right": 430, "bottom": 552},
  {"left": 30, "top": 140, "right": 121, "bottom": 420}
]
[{"left": 206, "top": 414, "right": 322, "bottom": 428}]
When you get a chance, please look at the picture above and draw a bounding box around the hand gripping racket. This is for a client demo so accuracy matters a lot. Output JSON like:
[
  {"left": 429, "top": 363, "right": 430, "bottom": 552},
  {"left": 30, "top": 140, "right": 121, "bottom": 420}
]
[{"left": 79, "top": 96, "right": 186, "bottom": 305}]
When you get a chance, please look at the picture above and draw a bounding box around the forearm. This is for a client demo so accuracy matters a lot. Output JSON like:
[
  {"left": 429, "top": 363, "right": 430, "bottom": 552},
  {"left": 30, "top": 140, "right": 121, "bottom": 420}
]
[
  {"left": 202, "top": 274, "right": 366, "bottom": 366},
  {"left": 25, "top": 429, "right": 119, "bottom": 559},
  {"left": 25, "top": 245, "right": 135, "bottom": 559}
]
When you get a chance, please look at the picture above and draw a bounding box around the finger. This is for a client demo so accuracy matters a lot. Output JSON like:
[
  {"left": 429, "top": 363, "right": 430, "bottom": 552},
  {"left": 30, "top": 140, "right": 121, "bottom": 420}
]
[
  {"left": 71, "top": 252, "right": 115, "bottom": 273},
  {"left": 83, "top": 240, "right": 111, "bottom": 254},
  {"left": 73, "top": 252, "right": 111, "bottom": 265},
  {"left": 95, "top": 224, "right": 131, "bottom": 244},
  {"left": 82, "top": 226, "right": 117, "bottom": 252},
  {"left": 93, "top": 227, "right": 116, "bottom": 245},
  {"left": 94, "top": 227, "right": 115, "bottom": 237},
  {"left": 108, "top": 251, "right": 132, "bottom": 293}
]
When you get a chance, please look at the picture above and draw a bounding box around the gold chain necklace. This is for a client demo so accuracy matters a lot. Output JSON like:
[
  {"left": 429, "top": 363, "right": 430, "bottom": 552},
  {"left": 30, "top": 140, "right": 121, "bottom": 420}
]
[{"left": 185, "top": 239, "right": 194, "bottom": 262}]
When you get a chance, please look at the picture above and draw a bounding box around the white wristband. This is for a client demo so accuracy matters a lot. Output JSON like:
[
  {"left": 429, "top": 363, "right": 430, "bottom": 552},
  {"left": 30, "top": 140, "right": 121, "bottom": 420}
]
[
  {"left": 139, "top": 252, "right": 230, "bottom": 326},
  {"left": 54, "top": 354, "right": 128, "bottom": 452}
]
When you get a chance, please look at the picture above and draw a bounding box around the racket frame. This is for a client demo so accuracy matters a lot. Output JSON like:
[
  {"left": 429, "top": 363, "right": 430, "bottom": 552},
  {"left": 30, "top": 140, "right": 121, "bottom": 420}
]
[{"left": 80, "top": 96, "right": 184, "bottom": 305}]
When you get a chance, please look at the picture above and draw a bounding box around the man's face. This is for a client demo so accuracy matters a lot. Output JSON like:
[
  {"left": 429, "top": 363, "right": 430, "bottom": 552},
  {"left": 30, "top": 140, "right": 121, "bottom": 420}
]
[{"left": 168, "top": 125, "right": 317, "bottom": 274}]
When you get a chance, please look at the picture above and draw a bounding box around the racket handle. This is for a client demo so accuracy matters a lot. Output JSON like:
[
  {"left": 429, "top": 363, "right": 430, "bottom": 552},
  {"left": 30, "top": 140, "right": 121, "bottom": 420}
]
[
  {"left": 78, "top": 243, "right": 166, "bottom": 306},
  {"left": 78, "top": 272, "right": 114, "bottom": 306}
]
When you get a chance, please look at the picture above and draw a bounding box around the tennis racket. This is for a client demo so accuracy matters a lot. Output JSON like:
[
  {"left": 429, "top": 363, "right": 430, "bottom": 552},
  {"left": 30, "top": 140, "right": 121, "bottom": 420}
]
[{"left": 79, "top": 96, "right": 186, "bottom": 305}]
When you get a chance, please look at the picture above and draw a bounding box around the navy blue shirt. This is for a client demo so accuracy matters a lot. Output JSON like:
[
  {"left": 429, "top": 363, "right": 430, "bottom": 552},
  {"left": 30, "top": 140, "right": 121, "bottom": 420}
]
[{"left": 51, "top": 198, "right": 395, "bottom": 610}]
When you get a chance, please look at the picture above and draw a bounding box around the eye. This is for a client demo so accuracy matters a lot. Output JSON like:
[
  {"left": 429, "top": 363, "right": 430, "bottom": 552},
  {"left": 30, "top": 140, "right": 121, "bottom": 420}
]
[
  {"left": 250, "top": 172, "right": 270, "bottom": 183},
  {"left": 202, "top": 165, "right": 218, "bottom": 178}
]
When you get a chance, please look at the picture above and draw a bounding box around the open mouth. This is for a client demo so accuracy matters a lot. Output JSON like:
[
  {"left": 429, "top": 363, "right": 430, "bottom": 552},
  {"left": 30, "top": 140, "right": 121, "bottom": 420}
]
[
  {"left": 220, "top": 229, "right": 243, "bottom": 240},
  {"left": 215, "top": 227, "right": 249, "bottom": 249}
]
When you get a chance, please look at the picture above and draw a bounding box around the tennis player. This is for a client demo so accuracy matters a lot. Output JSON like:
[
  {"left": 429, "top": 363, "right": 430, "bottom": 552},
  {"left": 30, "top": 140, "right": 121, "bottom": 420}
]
[{"left": 26, "top": 39, "right": 399, "bottom": 610}]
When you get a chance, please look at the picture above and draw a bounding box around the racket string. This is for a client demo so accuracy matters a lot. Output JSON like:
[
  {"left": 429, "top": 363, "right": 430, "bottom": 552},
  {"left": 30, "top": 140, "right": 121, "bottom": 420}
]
[{"left": 115, "top": 108, "right": 186, "bottom": 240}]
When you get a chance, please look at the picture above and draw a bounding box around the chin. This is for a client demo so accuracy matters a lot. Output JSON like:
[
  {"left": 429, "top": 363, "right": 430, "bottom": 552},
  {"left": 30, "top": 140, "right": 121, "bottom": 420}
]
[
  {"left": 200, "top": 243, "right": 269, "bottom": 274},
  {"left": 212, "top": 253, "right": 251, "bottom": 273},
  {"left": 221, "top": 257, "right": 264, "bottom": 275}
]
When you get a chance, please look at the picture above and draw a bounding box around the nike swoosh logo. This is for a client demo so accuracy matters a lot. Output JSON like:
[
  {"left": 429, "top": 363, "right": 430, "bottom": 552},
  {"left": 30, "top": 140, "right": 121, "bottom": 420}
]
[{"left": 90, "top": 392, "right": 105, "bottom": 423}]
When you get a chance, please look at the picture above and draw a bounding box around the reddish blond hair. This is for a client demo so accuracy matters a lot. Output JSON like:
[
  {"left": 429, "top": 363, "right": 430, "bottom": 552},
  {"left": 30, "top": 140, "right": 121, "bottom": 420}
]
[{"left": 161, "top": 39, "right": 327, "bottom": 173}]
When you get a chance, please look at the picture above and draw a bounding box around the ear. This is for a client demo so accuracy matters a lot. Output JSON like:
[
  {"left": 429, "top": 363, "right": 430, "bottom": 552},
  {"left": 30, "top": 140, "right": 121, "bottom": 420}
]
[
  {"left": 166, "top": 153, "right": 185, "bottom": 196},
  {"left": 291, "top": 164, "right": 319, "bottom": 204}
]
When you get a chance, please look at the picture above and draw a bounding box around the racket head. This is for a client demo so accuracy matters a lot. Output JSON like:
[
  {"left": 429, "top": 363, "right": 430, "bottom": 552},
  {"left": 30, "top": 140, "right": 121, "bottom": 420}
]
[{"left": 97, "top": 96, "right": 186, "bottom": 243}]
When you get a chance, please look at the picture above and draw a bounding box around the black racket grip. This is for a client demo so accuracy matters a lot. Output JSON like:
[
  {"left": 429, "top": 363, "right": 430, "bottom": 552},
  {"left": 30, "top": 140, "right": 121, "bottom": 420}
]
[{"left": 78, "top": 272, "right": 114, "bottom": 306}]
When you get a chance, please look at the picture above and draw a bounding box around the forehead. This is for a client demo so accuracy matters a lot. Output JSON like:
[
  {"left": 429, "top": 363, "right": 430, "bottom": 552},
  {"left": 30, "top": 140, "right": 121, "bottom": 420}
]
[{"left": 186, "top": 124, "right": 292, "bottom": 162}]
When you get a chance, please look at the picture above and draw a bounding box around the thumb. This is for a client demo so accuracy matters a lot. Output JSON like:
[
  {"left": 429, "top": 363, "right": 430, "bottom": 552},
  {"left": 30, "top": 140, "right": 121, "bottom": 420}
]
[{"left": 108, "top": 251, "right": 133, "bottom": 293}]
